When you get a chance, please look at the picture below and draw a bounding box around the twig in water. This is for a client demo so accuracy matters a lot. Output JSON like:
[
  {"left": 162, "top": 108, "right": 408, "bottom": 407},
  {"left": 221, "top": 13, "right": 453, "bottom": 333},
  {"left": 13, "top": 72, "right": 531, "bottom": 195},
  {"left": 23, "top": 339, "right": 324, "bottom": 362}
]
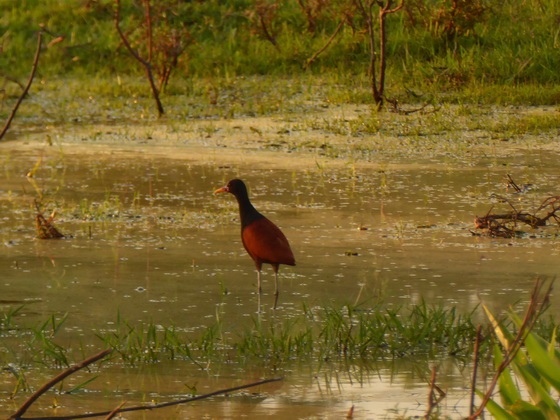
[
  {"left": 469, "top": 325, "right": 483, "bottom": 417},
  {"left": 9, "top": 349, "right": 111, "bottom": 419},
  {"left": 424, "top": 366, "right": 446, "bottom": 419},
  {"left": 104, "top": 401, "right": 127, "bottom": 420},
  {"left": 14, "top": 375, "right": 283, "bottom": 419},
  {"left": 505, "top": 173, "right": 522, "bottom": 193}
]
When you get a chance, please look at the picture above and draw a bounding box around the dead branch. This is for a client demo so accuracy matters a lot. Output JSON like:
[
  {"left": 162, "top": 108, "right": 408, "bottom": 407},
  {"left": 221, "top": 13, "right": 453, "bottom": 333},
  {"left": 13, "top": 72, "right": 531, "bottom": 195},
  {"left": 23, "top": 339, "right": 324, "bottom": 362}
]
[
  {"left": 468, "top": 278, "right": 553, "bottom": 419},
  {"left": 104, "top": 401, "right": 127, "bottom": 420},
  {"left": 0, "top": 31, "right": 42, "bottom": 141},
  {"left": 473, "top": 176, "right": 560, "bottom": 237},
  {"left": 245, "top": 1, "right": 281, "bottom": 51},
  {"left": 505, "top": 173, "right": 521, "bottom": 193},
  {"left": 474, "top": 211, "right": 545, "bottom": 229},
  {"left": 388, "top": 100, "right": 440, "bottom": 115},
  {"left": 16, "top": 376, "right": 283, "bottom": 419},
  {"left": 259, "top": 15, "right": 279, "bottom": 50},
  {"left": 424, "top": 366, "right": 446, "bottom": 419},
  {"left": 9, "top": 346, "right": 282, "bottom": 420},
  {"left": 114, "top": 0, "right": 164, "bottom": 117},
  {"left": 10, "top": 349, "right": 111, "bottom": 419},
  {"left": 0, "top": 74, "right": 26, "bottom": 90},
  {"left": 304, "top": 19, "right": 345, "bottom": 69},
  {"left": 353, "top": 0, "right": 405, "bottom": 108},
  {"left": 377, "top": 0, "right": 405, "bottom": 105},
  {"left": 534, "top": 195, "right": 560, "bottom": 224},
  {"left": 474, "top": 196, "right": 560, "bottom": 236},
  {"left": 142, "top": 0, "right": 153, "bottom": 62},
  {"left": 504, "top": 174, "right": 533, "bottom": 194},
  {"left": 424, "top": 366, "right": 437, "bottom": 418},
  {"left": 469, "top": 325, "right": 483, "bottom": 417},
  {"left": 489, "top": 193, "right": 520, "bottom": 214}
]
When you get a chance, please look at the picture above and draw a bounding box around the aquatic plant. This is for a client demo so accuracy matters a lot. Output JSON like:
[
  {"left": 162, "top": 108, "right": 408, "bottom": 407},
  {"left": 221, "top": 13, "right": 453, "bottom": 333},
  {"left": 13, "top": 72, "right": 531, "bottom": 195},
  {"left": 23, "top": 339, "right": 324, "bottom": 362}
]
[
  {"left": 1, "top": 300, "right": 485, "bottom": 373},
  {"left": 469, "top": 280, "right": 560, "bottom": 419},
  {"left": 2, "top": 286, "right": 559, "bottom": 418},
  {"left": 0, "top": 305, "right": 24, "bottom": 333},
  {"left": 89, "top": 300, "right": 483, "bottom": 370}
]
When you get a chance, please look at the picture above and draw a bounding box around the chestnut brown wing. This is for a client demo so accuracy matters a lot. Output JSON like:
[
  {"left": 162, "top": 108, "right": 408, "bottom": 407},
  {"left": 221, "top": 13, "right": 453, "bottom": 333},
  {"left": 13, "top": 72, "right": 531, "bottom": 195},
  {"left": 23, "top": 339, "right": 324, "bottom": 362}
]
[{"left": 242, "top": 217, "right": 295, "bottom": 266}]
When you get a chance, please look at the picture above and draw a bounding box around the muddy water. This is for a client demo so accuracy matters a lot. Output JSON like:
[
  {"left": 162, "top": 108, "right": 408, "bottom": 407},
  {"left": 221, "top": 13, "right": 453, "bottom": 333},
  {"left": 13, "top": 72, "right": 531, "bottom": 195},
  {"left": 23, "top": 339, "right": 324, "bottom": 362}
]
[{"left": 1, "top": 144, "right": 559, "bottom": 418}]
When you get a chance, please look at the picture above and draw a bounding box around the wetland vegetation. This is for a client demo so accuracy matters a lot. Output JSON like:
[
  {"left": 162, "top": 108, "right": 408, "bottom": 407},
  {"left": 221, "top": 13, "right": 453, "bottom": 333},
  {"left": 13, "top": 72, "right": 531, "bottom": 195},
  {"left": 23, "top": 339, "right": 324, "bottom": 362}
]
[{"left": 1, "top": 1, "right": 560, "bottom": 418}]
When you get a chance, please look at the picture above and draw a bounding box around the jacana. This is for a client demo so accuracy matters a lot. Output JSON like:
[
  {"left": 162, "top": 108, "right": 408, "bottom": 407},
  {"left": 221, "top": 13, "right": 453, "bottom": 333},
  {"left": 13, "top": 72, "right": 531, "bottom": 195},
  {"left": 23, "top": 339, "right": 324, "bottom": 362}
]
[{"left": 214, "top": 179, "right": 295, "bottom": 309}]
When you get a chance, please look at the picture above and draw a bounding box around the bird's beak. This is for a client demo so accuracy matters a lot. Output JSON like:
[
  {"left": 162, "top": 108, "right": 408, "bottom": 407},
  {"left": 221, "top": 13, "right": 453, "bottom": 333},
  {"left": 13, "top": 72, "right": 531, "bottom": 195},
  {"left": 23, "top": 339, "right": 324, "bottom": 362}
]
[{"left": 214, "top": 186, "right": 228, "bottom": 195}]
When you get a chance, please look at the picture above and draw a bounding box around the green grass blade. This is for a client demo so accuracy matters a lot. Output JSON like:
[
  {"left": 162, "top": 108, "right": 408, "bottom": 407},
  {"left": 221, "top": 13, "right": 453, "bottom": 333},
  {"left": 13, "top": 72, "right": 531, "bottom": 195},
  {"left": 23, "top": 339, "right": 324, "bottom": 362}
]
[
  {"left": 548, "top": 326, "right": 558, "bottom": 364},
  {"left": 493, "top": 343, "right": 522, "bottom": 407},
  {"left": 524, "top": 331, "right": 560, "bottom": 393},
  {"left": 483, "top": 305, "right": 532, "bottom": 372},
  {"left": 517, "top": 365, "right": 560, "bottom": 418},
  {"left": 508, "top": 400, "right": 548, "bottom": 420},
  {"left": 483, "top": 304, "right": 511, "bottom": 348},
  {"left": 64, "top": 376, "right": 98, "bottom": 394},
  {"left": 475, "top": 390, "right": 516, "bottom": 420}
]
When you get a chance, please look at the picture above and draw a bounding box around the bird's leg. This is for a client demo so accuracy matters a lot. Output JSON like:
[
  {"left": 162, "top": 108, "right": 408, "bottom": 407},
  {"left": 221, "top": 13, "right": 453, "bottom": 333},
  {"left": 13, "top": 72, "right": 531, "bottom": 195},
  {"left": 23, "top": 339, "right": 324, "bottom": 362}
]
[
  {"left": 273, "top": 272, "right": 279, "bottom": 309},
  {"left": 256, "top": 264, "right": 263, "bottom": 295},
  {"left": 273, "top": 265, "right": 279, "bottom": 310},
  {"left": 256, "top": 263, "right": 263, "bottom": 313}
]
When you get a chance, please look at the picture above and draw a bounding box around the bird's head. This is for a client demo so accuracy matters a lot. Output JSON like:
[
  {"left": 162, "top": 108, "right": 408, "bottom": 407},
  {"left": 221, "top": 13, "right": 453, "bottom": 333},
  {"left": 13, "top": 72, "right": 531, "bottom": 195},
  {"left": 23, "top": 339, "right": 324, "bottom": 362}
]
[{"left": 214, "top": 179, "right": 248, "bottom": 198}]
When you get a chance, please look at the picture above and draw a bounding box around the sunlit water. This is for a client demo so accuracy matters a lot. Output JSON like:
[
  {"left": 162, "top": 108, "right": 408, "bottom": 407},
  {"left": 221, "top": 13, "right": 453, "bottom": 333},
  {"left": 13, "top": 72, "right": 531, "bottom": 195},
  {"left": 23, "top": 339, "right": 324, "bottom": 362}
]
[{"left": 1, "top": 144, "right": 558, "bottom": 418}]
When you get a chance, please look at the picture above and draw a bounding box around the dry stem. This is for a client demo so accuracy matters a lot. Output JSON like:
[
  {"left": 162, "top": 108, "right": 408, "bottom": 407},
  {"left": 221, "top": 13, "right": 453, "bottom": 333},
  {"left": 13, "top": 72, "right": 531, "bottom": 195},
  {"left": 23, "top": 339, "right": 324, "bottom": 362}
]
[
  {"left": 424, "top": 366, "right": 446, "bottom": 418},
  {"left": 0, "top": 31, "right": 42, "bottom": 141},
  {"left": 10, "top": 349, "right": 111, "bottom": 419},
  {"left": 13, "top": 367, "right": 282, "bottom": 420},
  {"left": 473, "top": 176, "right": 560, "bottom": 237},
  {"left": 469, "top": 325, "right": 483, "bottom": 416},
  {"left": 305, "top": 19, "right": 346, "bottom": 69},
  {"left": 114, "top": 0, "right": 164, "bottom": 117}
]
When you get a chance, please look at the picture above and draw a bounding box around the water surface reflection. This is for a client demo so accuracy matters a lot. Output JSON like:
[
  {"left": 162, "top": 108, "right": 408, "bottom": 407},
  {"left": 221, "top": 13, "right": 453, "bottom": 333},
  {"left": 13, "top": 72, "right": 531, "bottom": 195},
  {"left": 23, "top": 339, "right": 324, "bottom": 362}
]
[{"left": 0, "top": 146, "right": 558, "bottom": 418}]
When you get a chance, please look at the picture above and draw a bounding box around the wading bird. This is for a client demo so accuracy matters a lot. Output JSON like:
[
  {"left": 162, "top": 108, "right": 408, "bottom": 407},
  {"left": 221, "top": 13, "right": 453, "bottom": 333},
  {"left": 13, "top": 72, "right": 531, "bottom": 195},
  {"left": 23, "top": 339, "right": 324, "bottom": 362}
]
[{"left": 214, "top": 179, "right": 295, "bottom": 309}]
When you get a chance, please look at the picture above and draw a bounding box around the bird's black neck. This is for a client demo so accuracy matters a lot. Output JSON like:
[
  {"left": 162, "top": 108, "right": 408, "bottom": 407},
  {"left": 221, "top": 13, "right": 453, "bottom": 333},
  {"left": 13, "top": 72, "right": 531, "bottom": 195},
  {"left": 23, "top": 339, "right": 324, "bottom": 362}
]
[{"left": 235, "top": 194, "right": 264, "bottom": 229}]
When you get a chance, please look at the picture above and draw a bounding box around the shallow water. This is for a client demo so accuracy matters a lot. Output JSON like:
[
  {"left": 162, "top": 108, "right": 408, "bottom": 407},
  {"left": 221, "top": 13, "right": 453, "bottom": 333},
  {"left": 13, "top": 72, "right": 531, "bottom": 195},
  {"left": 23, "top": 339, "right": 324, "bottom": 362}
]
[{"left": 1, "top": 143, "right": 559, "bottom": 418}]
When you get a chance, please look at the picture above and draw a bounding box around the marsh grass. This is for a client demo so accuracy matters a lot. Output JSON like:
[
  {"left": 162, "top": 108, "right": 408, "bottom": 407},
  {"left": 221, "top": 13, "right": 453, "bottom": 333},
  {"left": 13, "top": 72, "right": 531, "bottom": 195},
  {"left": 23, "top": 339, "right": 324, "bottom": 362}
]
[
  {"left": 0, "top": 305, "right": 23, "bottom": 332},
  {"left": 0, "top": 311, "right": 70, "bottom": 369},
  {"left": 2, "top": 73, "right": 558, "bottom": 154},
  {"left": 2, "top": 301, "right": 490, "bottom": 374},
  {"left": 490, "top": 112, "right": 560, "bottom": 136},
  {"left": 2, "top": 300, "right": 558, "bottom": 417},
  {"left": 29, "top": 314, "right": 70, "bottom": 369}
]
